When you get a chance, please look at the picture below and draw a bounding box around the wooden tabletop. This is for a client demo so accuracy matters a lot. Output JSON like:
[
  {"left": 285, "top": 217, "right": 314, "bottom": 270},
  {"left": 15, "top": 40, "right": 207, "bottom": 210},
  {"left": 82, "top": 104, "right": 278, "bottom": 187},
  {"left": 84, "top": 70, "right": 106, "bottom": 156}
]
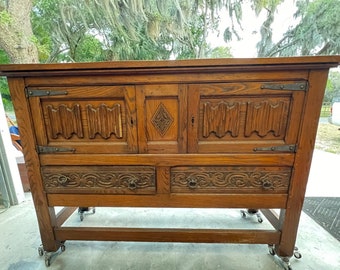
[{"left": 0, "top": 56, "right": 339, "bottom": 77}]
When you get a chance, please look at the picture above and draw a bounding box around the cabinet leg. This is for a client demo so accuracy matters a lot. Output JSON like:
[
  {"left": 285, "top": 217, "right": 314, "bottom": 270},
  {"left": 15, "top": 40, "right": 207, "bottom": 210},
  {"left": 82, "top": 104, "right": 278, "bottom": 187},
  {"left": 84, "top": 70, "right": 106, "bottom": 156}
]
[
  {"left": 268, "top": 245, "right": 302, "bottom": 270},
  {"left": 240, "top": 209, "right": 263, "bottom": 223},
  {"left": 38, "top": 242, "right": 66, "bottom": 267},
  {"left": 281, "top": 256, "right": 293, "bottom": 270}
]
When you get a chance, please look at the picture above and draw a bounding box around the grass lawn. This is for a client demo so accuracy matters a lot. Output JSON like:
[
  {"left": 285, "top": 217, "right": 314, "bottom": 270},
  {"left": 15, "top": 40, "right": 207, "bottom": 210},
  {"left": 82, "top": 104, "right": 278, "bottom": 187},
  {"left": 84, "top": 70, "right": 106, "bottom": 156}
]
[{"left": 315, "top": 123, "right": 340, "bottom": 154}]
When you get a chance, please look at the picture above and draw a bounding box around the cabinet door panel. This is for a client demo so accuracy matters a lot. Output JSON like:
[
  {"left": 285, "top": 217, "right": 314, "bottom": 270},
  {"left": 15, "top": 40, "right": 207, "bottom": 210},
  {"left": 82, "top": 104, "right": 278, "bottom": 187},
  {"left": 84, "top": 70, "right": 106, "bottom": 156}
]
[
  {"left": 136, "top": 85, "right": 187, "bottom": 153},
  {"left": 29, "top": 86, "right": 137, "bottom": 154},
  {"left": 188, "top": 82, "right": 305, "bottom": 153}
]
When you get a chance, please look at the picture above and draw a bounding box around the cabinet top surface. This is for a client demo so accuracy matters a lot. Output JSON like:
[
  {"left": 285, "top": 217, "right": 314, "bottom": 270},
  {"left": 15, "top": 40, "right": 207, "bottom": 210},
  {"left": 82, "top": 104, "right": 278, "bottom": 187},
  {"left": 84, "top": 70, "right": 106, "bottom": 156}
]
[{"left": 0, "top": 56, "right": 339, "bottom": 77}]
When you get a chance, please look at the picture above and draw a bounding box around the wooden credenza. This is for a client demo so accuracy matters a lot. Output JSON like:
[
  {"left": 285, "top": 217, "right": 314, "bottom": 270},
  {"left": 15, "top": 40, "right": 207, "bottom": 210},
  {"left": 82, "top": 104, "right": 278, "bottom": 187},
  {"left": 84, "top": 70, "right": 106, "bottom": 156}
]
[{"left": 1, "top": 56, "right": 339, "bottom": 268}]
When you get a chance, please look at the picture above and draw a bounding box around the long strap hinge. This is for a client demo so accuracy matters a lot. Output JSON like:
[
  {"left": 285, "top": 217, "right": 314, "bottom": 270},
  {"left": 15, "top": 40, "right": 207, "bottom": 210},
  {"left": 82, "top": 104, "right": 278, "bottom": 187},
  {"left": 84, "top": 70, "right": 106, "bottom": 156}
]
[
  {"left": 253, "top": 144, "right": 297, "bottom": 153},
  {"left": 260, "top": 82, "right": 308, "bottom": 91},
  {"left": 37, "top": 146, "right": 75, "bottom": 154},
  {"left": 25, "top": 89, "right": 68, "bottom": 97}
]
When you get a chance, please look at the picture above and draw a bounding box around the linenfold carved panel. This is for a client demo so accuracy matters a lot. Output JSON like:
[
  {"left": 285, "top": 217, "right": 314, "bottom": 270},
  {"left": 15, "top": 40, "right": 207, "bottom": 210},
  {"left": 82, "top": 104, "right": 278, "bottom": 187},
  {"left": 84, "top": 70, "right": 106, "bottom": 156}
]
[
  {"left": 201, "top": 98, "right": 289, "bottom": 139},
  {"left": 42, "top": 166, "right": 155, "bottom": 194},
  {"left": 47, "top": 104, "right": 83, "bottom": 139},
  {"left": 245, "top": 100, "right": 289, "bottom": 137},
  {"left": 203, "top": 101, "right": 241, "bottom": 138},
  {"left": 171, "top": 167, "right": 291, "bottom": 193},
  {"left": 87, "top": 104, "right": 123, "bottom": 139}
]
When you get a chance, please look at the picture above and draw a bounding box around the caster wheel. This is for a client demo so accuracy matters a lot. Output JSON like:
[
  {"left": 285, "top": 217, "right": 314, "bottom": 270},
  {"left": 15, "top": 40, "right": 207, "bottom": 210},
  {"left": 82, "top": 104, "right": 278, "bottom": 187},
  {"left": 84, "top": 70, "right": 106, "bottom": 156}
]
[
  {"left": 294, "top": 252, "right": 302, "bottom": 259},
  {"left": 80, "top": 214, "right": 84, "bottom": 221},
  {"left": 282, "top": 261, "right": 292, "bottom": 270},
  {"left": 92, "top": 208, "right": 96, "bottom": 214},
  {"left": 61, "top": 244, "right": 66, "bottom": 252},
  {"left": 268, "top": 245, "right": 276, "bottom": 256},
  {"left": 38, "top": 247, "right": 44, "bottom": 257},
  {"left": 241, "top": 210, "right": 246, "bottom": 218},
  {"left": 257, "top": 217, "right": 263, "bottom": 223},
  {"left": 45, "top": 257, "right": 51, "bottom": 267},
  {"left": 294, "top": 251, "right": 302, "bottom": 259}
]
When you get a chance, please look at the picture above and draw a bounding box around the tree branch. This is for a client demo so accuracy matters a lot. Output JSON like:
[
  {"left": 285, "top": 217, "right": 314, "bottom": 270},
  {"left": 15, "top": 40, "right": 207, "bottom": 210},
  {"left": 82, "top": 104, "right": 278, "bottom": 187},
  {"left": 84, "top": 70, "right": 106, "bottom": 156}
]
[{"left": 316, "top": 42, "right": 331, "bottom": 55}]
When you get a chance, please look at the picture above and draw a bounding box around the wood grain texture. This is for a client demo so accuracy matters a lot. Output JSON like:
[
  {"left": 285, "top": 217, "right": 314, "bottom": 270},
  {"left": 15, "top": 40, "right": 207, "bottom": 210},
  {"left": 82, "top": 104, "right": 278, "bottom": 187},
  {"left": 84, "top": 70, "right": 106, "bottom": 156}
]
[
  {"left": 54, "top": 227, "right": 281, "bottom": 244},
  {"left": 2, "top": 56, "right": 339, "bottom": 257}
]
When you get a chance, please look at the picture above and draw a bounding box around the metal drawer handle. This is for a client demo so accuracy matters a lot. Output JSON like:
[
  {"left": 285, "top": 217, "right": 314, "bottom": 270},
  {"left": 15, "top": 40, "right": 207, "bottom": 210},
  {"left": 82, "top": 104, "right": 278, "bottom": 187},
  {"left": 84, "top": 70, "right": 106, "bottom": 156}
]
[
  {"left": 57, "top": 175, "right": 69, "bottom": 186},
  {"left": 188, "top": 178, "right": 197, "bottom": 189},
  {"left": 262, "top": 181, "right": 273, "bottom": 190},
  {"left": 128, "top": 180, "right": 137, "bottom": 190}
]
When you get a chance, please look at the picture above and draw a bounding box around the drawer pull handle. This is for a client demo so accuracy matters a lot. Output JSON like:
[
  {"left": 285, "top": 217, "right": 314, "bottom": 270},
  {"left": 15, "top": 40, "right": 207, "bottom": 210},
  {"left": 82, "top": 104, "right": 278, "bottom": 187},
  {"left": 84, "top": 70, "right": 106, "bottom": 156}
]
[
  {"left": 58, "top": 175, "right": 69, "bottom": 186},
  {"left": 262, "top": 181, "right": 273, "bottom": 190},
  {"left": 188, "top": 178, "right": 197, "bottom": 189},
  {"left": 128, "top": 180, "right": 137, "bottom": 190}
]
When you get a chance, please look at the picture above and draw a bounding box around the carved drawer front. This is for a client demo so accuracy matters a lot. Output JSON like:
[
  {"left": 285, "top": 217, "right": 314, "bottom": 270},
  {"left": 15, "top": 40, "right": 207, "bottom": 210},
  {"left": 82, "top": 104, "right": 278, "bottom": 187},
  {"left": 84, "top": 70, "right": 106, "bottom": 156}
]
[
  {"left": 41, "top": 166, "right": 155, "bottom": 194},
  {"left": 171, "top": 166, "right": 291, "bottom": 194}
]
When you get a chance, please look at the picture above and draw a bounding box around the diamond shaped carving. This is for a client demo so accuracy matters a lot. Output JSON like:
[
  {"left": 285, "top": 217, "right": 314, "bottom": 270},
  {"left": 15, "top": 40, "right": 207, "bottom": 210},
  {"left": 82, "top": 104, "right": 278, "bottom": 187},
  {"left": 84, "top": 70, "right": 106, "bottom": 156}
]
[{"left": 151, "top": 103, "right": 174, "bottom": 136}]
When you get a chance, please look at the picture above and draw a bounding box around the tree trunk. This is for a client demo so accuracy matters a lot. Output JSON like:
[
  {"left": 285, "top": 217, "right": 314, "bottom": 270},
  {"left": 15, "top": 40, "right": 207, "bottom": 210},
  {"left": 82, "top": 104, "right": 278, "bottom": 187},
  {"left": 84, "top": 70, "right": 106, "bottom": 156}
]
[{"left": 0, "top": 0, "right": 39, "bottom": 63}]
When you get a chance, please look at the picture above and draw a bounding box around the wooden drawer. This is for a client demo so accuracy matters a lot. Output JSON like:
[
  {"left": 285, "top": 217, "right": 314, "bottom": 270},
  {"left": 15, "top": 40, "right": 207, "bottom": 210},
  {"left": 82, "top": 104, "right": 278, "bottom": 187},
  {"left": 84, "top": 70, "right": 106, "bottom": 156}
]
[
  {"left": 170, "top": 166, "right": 291, "bottom": 194},
  {"left": 41, "top": 166, "right": 156, "bottom": 194}
]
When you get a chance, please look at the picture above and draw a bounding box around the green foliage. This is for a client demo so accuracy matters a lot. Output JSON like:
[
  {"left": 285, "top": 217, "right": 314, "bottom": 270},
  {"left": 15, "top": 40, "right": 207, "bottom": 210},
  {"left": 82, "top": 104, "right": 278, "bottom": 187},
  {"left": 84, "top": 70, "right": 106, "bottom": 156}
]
[
  {"left": 0, "top": 49, "right": 11, "bottom": 110},
  {"left": 0, "top": 76, "right": 12, "bottom": 111},
  {"left": 31, "top": 0, "right": 223, "bottom": 61},
  {"left": 208, "top": 46, "right": 232, "bottom": 58},
  {"left": 174, "top": 14, "right": 209, "bottom": 59},
  {"left": 30, "top": 35, "right": 51, "bottom": 62},
  {"left": 71, "top": 35, "right": 106, "bottom": 62},
  {"left": 0, "top": 49, "right": 10, "bottom": 64},
  {"left": 32, "top": 0, "right": 170, "bottom": 61},
  {"left": 264, "top": 0, "right": 340, "bottom": 56},
  {"left": 30, "top": 1, "right": 53, "bottom": 62},
  {"left": 0, "top": 10, "right": 12, "bottom": 25},
  {"left": 11, "top": 0, "right": 340, "bottom": 64},
  {"left": 325, "top": 71, "right": 340, "bottom": 102},
  {"left": 251, "top": 0, "right": 283, "bottom": 15},
  {"left": 255, "top": 0, "right": 285, "bottom": 57},
  {"left": 0, "top": 82, "right": 12, "bottom": 111}
]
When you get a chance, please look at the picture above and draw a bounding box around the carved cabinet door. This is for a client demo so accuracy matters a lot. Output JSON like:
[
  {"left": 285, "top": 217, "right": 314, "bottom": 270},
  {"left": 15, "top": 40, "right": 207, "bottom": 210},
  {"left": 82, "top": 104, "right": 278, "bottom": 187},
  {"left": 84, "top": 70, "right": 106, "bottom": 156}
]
[
  {"left": 28, "top": 86, "right": 138, "bottom": 154},
  {"left": 188, "top": 82, "right": 306, "bottom": 153},
  {"left": 136, "top": 84, "right": 187, "bottom": 153}
]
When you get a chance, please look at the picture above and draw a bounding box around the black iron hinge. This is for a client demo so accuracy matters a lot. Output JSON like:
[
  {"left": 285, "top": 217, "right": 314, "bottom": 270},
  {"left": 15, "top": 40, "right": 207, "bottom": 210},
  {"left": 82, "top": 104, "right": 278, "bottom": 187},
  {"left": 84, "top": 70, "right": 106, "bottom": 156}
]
[
  {"left": 253, "top": 144, "right": 297, "bottom": 153},
  {"left": 260, "top": 82, "right": 308, "bottom": 91},
  {"left": 25, "top": 88, "right": 68, "bottom": 97},
  {"left": 37, "top": 146, "right": 75, "bottom": 154}
]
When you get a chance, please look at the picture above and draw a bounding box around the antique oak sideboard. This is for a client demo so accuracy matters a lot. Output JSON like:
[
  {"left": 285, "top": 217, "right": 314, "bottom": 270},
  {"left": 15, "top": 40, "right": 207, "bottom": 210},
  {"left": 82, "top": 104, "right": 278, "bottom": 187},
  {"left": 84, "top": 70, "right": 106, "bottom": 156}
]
[{"left": 1, "top": 56, "right": 339, "bottom": 268}]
